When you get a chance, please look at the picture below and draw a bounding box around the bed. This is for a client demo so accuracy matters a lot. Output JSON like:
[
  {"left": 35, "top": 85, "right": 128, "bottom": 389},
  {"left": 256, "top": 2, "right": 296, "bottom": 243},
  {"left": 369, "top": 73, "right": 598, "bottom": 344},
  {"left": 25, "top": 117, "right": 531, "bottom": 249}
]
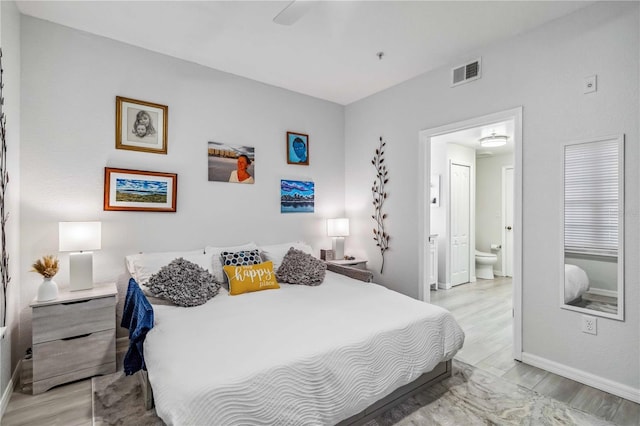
[
  {"left": 122, "top": 244, "right": 465, "bottom": 426},
  {"left": 564, "top": 263, "right": 590, "bottom": 304}
]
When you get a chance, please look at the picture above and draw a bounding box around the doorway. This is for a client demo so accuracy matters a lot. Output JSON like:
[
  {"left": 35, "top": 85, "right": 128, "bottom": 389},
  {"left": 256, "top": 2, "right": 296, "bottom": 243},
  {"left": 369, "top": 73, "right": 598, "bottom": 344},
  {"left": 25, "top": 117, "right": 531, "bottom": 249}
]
[{"left": 418, "top": 107, "right": 523, "bottom": 360}]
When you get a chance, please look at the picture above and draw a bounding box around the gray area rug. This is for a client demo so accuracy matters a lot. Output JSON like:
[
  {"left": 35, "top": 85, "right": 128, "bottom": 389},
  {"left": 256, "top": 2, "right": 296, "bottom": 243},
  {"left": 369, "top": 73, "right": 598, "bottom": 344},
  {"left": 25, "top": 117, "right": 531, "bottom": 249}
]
[{"left": 92, "top": 360, "right": 613, "bottom": 425}]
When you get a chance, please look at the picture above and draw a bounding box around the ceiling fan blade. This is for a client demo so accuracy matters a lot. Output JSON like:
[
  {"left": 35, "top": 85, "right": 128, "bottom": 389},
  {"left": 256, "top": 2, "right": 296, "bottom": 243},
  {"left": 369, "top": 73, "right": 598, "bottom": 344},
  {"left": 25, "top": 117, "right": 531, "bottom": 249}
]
[{"left": 273, "top": 1, "right": 316, "bottom": 26}]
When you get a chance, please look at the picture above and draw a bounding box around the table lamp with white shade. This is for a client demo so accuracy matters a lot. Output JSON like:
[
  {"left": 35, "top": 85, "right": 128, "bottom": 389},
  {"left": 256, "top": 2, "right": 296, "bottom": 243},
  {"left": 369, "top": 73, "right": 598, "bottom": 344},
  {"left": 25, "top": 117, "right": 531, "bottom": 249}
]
[
  {"left": 327, "top": 218, "right": 349, "bottom": 260},
  {"left": 59, "top": 221, "right": 101, "bottom": 291}
]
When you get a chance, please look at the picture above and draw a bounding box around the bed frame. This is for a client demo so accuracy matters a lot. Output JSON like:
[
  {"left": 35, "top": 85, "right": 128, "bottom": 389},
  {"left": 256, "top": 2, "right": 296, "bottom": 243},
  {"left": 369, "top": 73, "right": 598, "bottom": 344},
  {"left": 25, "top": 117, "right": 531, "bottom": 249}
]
[{"left": 134, "top": 263, "right": 453, "bottom": 424}]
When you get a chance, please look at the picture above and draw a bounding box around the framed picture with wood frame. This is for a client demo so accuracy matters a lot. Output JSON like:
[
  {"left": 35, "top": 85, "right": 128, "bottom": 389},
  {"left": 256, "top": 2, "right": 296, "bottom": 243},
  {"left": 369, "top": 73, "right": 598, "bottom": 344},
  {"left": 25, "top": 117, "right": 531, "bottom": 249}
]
[
  {"left": 286, "top": 131, "right": 309, "bottom": 165},
  {"left": 104, "top": 167, "right": 177, "bottom": 212},
  {"left": 115, "top": 96, "right": 168, "bottom": 154}
]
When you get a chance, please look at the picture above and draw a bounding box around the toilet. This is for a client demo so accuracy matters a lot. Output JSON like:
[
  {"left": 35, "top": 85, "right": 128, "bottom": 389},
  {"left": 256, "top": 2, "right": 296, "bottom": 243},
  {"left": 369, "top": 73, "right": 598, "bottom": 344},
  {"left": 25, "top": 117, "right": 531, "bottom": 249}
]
[{"left": 475, "top": 250, "right": 498, "bottom": 279}]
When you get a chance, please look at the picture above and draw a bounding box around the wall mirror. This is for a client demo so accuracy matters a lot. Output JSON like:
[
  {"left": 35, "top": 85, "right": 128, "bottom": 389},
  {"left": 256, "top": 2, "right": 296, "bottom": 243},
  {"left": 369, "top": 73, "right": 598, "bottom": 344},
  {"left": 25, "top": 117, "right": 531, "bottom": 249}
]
[{"left": 561, "top": 135, "right": 624, "bottom": 320}]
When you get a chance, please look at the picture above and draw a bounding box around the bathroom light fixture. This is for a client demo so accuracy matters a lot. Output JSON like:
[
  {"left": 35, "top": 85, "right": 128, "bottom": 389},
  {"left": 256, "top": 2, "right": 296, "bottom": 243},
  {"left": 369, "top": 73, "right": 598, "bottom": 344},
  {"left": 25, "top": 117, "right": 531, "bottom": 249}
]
[
  {"left": 59, "top": 221, "right": 101, "bottom": 291},
  {"left": 327, "top": 218, "right": 349, "bottom": 260},
  {"left": 479, "top": 133, "right": 508, "bottom": 148}
]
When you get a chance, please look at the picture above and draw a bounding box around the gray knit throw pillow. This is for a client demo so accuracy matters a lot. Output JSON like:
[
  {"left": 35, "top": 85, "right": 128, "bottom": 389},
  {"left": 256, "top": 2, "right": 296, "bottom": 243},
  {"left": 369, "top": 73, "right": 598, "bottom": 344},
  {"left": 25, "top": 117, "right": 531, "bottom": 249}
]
[
  {"left": 147, "top": 258, "right": 220, "bottom": 307},
  {"left": 276, "top": 248, "right": 326, "bottom": 286}
]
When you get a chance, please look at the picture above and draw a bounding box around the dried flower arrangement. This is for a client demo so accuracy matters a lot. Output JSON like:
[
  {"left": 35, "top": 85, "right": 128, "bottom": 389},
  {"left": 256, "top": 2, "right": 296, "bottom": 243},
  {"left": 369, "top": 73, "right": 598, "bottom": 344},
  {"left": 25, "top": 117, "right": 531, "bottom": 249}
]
[
  {"left": 371, "top": 136, "right": 390, "bottom": 273},
  {"left": 31, "top": 255, "right": 59, "bottom": 279}
]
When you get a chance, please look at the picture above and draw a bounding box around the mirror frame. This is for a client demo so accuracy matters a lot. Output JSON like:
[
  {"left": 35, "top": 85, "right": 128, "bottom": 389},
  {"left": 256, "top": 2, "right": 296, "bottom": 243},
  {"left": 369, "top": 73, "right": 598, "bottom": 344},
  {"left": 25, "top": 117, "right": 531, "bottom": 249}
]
[{"left": 560, "top": 134, "right": 624, "bottom": 321}]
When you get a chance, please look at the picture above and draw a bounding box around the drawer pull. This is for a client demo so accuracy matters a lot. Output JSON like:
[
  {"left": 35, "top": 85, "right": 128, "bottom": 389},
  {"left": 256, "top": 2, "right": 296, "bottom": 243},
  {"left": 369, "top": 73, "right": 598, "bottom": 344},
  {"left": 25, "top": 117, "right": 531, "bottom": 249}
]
[
  {"left": 61, "top": 333, "right": 91, "bottom": 341},
  {"left": 61, "top": 300, "right": 91, "bottom": 306}
]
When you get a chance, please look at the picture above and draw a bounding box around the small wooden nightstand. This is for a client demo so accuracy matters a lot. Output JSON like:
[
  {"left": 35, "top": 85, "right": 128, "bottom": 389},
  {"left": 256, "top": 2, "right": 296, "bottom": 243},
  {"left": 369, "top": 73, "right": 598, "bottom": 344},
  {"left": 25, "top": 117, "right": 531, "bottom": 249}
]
[
  {"left": 29, "top": 282, "right": 117, "bottom": 394},
  {"left": 327, "top": 258, "right": 368, "bottom": 270}
]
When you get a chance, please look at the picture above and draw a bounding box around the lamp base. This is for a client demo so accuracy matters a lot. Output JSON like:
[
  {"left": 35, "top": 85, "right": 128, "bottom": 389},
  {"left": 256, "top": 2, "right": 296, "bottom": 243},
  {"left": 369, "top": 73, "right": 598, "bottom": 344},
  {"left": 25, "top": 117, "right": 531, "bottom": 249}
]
[
  {"left": 332, "top": 237, "right": 345, "bottom": 260},
  {"left": 69, "top": 251, "right": 94, "bottom": 291}
]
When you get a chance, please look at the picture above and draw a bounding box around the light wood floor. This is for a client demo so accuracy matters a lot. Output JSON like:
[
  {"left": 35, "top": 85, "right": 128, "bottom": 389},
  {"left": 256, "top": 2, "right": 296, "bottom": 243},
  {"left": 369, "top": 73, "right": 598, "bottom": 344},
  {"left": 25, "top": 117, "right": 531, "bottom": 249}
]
[
  {"left": 2, "top": 279, "right": 638, "bottom": 425},
  {"left": 431, "top": 276, "right": 639, "bottom": 425}
]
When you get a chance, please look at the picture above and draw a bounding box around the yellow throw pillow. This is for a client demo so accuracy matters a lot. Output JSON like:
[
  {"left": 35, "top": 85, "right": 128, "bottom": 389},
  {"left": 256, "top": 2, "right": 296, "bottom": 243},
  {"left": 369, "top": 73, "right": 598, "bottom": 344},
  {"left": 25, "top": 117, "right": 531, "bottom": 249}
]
[{"left": 223, "top": 261, "right": 280, "bottom": 296}]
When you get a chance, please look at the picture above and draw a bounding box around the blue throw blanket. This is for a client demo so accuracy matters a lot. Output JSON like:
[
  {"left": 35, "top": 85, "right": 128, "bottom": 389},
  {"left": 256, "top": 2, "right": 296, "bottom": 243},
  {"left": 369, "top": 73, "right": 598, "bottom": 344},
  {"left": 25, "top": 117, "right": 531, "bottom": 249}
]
[{"left": 121, "top": 278, "right": 154, "bottom": 375}]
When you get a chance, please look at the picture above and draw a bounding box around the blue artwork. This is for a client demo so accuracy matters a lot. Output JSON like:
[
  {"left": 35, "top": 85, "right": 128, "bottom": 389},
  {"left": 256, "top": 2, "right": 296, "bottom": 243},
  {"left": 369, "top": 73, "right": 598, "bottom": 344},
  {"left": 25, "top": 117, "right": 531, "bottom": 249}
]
[
  {"left": 287, "top": 132, "right": 309, "bottom": 165},
  {"left": 281, "top": 180, "right": 314, "bottom": 213},
  {"left": 115, "top": 178, "right": 168, "bottom": 203}
]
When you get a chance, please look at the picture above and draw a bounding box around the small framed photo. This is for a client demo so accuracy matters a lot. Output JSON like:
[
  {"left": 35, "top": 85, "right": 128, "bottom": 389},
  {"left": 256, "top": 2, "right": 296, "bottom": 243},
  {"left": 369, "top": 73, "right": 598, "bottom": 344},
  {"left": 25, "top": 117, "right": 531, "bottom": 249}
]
[
  {"left": 286, "top": 131, "right": 309, "bottom": 165},
  {"left": 104, "top": 167, "right": 177, "bottom": 212},
  {"left": 116, "top": 96, "right": 168, "bottom": 154}
]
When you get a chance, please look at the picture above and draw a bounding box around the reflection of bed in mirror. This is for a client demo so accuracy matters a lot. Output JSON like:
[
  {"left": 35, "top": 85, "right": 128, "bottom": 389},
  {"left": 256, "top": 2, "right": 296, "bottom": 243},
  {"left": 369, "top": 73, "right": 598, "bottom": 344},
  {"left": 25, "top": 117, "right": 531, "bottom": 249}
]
[
  {"left": 564, "top": 264, "right": 589, "bottom": 304},
  {"left": 564, "top": 262, "right": 618, "bottom": 315}
]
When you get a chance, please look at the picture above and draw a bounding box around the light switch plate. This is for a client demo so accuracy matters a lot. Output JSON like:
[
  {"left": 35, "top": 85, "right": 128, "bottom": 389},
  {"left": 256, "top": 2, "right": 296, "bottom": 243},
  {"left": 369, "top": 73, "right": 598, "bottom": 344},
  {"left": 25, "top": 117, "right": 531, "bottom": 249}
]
[{"left": 584, "top": 75, "right": 597, "bottom": 94}]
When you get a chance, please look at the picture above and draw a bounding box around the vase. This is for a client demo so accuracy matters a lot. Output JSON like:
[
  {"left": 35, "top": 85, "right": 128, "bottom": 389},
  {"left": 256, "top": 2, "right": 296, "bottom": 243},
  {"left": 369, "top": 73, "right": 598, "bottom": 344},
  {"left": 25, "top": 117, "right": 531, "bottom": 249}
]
[{"left": 37, "top": 277, "right": 58, "bottom": 302}]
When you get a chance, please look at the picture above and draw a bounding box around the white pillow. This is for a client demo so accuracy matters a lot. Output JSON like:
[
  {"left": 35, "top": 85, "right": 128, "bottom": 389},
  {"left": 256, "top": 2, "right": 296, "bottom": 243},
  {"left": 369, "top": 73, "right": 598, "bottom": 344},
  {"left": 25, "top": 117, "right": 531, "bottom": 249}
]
[
  {"left": 204, "top": 242, "right": 258, "bottom": 284},
  {"left": 259, "top": 241, "right": 313, "bottom": 271},
  {"left": 125, "top": 249, "right": 209, "bottom": 285}
]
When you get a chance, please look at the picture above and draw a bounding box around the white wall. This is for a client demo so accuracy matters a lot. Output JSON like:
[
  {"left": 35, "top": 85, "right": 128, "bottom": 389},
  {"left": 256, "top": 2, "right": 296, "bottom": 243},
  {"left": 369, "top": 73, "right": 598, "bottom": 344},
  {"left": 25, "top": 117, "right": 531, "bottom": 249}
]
[
  {"left": 345, "top": 2, "right": 639, "bottom": 392},
  {"left": 20, "top": 17, "right": 345, "bottom": 347},
  {"left": 476, "top": 153, "right": 512, "bottom": 274},
  {"left": 0, "top": 0, "right": 21, "bottom": 407}
]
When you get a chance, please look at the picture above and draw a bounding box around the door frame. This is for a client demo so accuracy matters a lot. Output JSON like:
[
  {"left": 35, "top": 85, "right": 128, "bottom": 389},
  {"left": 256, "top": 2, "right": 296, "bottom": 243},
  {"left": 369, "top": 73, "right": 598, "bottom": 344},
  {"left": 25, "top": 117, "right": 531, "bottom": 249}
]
[
  {"left": 502, "top": 166, "right": 514, "bottom": 277},
  {"left": 449, "top": 160, "right": 473, "bottom": 287},
  {"left": 418, "top": 106, "right": 523, "bottom": 361}
]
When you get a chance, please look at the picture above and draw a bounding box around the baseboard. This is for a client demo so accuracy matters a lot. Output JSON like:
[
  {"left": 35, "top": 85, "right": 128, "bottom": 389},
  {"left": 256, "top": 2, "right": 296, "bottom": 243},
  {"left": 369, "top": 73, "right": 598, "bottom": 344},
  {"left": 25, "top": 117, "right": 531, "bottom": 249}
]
[
  {"left": 522, "top": 352, "right": 640, "bottom": 403},
  {"left": 0, "top": 359, "right": 21, "bottom": 419},
  {"left": 437, "top": 282, "right": 451, "bottom": 290}
]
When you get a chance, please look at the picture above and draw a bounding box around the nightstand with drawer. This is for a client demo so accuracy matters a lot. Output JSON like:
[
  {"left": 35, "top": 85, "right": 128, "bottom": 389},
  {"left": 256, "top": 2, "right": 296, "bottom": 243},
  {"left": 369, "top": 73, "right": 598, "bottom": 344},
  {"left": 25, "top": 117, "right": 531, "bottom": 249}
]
[
  {"left": 326, "top": 258, "right": 368, "bottom": 270},
  {"left": 29, "top": 282, "right": 117, "bottom": 394}
]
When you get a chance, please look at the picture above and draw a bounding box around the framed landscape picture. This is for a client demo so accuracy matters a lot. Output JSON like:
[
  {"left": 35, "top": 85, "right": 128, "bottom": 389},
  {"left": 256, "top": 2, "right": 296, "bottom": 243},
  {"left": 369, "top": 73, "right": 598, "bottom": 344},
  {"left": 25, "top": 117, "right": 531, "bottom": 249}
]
[
  {"left": 286, "top": 132, "right": 309, "bottom": 165},
  {"left": 281, "top": 179, "right": 314, "bottom": 213},
  {"left": 104, "top": 167, "right": 177, "bottom": 212},
  {"left": 115, "top": 96, "right": 168, "bottom": 154}
]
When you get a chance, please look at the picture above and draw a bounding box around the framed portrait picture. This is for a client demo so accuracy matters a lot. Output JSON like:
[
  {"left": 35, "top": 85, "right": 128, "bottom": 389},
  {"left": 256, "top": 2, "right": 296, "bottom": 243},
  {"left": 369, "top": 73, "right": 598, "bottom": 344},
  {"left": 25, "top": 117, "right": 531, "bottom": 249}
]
[
  {"left": 286, "top": 131, "right": 309, "bottom": 165},
  {"left": 281, "top": 179, "right": 314, "bottom": 213},
  {"left": 207, "top": 141, "right": 255, "bottom": 184},
  {"left": 104, "top": 167, "right": 177, "bottom": 212},
  {"left": 115, "top": 96, "right": 168, "bottom": 154}
]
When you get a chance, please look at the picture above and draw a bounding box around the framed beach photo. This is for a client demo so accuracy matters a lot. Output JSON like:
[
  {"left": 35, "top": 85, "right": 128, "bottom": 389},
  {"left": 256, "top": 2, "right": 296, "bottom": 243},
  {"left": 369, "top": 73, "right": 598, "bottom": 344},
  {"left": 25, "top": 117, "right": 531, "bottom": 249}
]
[
  {"left": 207, "top": 141, "right": 255, "bottom": 184},
  {"left": 281, "top": 179, "right": 314, "bottom": 213},
  {"left": 115, "top": 96, "right": 168, "bottom": 154},
  {"left": 286, "top": 132, "right": 309, "bottom": 165},
  {"left": 104, "top": 167, "right": 177, "bottom": 212}
]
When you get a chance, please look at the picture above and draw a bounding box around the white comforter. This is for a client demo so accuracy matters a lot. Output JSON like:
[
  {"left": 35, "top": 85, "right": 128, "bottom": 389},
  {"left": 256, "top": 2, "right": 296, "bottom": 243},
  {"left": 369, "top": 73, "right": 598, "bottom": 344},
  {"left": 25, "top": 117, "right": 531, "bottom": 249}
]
[{"left": 144, "top": 271, "right": 465, "bottom": 426}]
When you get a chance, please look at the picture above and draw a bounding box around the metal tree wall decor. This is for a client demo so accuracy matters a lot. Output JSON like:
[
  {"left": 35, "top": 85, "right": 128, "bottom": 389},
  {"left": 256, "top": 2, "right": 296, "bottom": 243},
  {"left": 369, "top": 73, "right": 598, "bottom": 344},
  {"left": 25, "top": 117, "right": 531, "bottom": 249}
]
[
  {"left": 371, "top": 136, "right": 390, "bottom": 273},
  {"left": 0, "top": 48, "right": 10, "bottom": 327}
]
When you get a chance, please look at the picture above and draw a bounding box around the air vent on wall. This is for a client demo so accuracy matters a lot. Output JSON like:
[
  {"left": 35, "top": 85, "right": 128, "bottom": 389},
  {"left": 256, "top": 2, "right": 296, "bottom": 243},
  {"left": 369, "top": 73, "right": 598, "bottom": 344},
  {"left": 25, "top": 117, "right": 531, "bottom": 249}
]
[{"left": 451, "top": 58, "right": 481, "bottom": 87}]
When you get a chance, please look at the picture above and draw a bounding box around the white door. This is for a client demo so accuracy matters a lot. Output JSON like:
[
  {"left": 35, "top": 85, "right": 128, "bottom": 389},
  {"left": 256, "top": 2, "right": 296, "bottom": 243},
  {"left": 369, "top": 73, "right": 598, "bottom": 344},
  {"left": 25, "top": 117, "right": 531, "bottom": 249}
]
[
  {"left": 450, "top": 163, "right": 470, "bottom": 286},
  {"left": 504, "top": 167, "right": 514, "bottom": 277}
]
